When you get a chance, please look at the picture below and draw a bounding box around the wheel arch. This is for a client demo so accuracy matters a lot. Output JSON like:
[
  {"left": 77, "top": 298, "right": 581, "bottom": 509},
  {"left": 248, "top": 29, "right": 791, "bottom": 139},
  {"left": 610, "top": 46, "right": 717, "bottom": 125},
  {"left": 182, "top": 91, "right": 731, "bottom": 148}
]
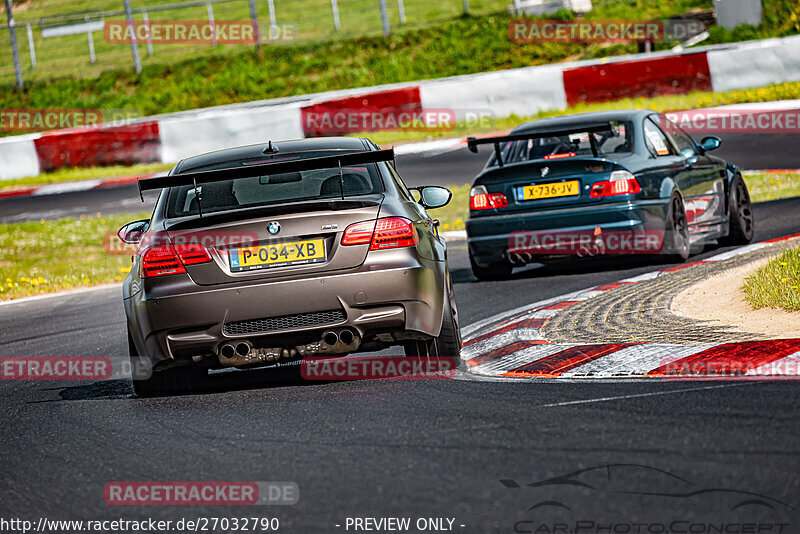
[
  {"left": 724, "top": 162, "right": 743, "bottom": 212},
  {"left": 659, "top": 177, "right": 679, "bottom": 200}
]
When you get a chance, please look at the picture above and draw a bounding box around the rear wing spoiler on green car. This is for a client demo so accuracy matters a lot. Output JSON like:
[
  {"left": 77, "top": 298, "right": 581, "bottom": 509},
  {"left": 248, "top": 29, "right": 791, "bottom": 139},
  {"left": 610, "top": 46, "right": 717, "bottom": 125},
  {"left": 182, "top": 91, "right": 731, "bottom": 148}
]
[{"left": 466, "top": 122, "right": 614, "bottom": 166}]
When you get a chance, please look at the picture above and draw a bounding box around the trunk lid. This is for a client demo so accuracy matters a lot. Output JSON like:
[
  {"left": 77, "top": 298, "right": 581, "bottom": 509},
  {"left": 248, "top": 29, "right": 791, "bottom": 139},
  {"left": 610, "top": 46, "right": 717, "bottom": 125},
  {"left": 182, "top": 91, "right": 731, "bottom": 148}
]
[
  {"left": 473, "top": 158, "right": 624, "bottom": 212},
  {"left": 165, "top": 196, "right": 383, "bottom": 286}
]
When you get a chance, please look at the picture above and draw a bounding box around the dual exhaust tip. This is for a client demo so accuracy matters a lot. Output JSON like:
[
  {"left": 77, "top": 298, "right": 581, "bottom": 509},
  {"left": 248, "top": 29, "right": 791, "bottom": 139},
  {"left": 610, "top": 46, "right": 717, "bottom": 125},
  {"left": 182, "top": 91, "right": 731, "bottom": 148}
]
[
  {"left": 219, "top": 341, "right": 251, "bottom": 360},
  {"left": 323, "top": 329, "right": 355, "bottom": 347},
  {"left": 508, "top": 238, "right": 606, "bottom": 263},
  {"left": 508, "top": 252, "right": 533, "bottom": 265}
]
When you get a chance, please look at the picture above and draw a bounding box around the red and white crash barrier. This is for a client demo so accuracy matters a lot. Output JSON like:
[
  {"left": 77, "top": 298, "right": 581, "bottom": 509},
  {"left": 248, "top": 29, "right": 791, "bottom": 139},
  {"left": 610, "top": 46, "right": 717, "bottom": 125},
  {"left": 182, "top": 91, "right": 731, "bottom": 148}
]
[{"left": 1, "top": 34, "right": 799, "bottom": 181}]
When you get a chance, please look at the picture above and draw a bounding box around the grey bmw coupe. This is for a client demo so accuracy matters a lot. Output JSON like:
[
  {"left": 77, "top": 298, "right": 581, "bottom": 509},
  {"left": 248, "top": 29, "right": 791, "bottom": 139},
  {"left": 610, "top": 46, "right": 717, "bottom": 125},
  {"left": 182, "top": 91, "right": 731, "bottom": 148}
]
[{"left": 118, "top": 137, "right": 460, "bottom": 395}]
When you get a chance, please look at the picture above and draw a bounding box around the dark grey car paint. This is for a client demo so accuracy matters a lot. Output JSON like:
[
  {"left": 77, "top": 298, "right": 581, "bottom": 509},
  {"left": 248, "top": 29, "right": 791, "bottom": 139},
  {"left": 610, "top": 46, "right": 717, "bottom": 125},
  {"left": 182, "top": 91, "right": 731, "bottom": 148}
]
[
  {"left": 466, "top": 109, "right": 739, "bottom": 265},
  {"left": 123, "top": 137, "right": 452, "bottom": 372}
]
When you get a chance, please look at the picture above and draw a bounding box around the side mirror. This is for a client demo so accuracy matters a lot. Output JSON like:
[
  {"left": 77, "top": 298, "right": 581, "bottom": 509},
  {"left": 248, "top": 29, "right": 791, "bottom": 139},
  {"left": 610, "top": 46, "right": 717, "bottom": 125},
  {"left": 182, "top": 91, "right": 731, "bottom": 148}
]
[
  {"left": 700, "top": 136, "right": 721, "bottom": 151},
  {"left": 414, "top": 186, "right": 452, "bottom": 209},
  {"left": 118, "top": 219, "right": 149, "bottom": 245}
]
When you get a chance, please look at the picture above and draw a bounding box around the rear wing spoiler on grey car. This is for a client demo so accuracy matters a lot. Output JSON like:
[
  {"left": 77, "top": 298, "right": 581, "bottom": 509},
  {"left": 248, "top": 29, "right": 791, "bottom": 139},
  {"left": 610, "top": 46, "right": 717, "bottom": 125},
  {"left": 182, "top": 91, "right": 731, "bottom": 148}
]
[
  {"left": 137, "top": 148, "right": 395, "bottom": 195},
  {"left": 466, "top": 122, "right": 613, "bottom": 166}
]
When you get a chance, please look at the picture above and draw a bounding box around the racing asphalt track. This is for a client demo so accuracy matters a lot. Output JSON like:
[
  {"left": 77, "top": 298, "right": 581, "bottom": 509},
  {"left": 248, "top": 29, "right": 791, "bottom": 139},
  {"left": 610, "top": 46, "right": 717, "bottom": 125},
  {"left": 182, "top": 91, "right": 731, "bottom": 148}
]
[{"left": 1, "top": 140, "right": 800, "bottom": 531}]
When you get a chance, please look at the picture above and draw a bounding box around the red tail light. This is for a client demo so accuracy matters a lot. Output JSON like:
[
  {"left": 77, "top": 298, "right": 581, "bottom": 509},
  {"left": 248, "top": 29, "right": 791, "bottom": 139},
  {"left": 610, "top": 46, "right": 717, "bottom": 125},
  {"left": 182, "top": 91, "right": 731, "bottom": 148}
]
[
  {"left": 590, "top": 171, "right": 641, "bottom": 198},
  {"left": 470, "top": 192, "right": 509, "bottom": 210},
  {"left": 342, "top": 217, "right": 418, "bottom": 251},
  {"left": 141, "top": 242, "right": 211, "bottom": 278},
  {"left": 370, "top": 217, "right": 418, "bottom": 250},
  {"left": 341, "top": 220, "right": 375, "bottom": 246},
  {"left": 174, "top": 243, "right": 212, "bottom": 265},
  {"left": 141, "top": 244, "right": 186, "bottom": 278}
]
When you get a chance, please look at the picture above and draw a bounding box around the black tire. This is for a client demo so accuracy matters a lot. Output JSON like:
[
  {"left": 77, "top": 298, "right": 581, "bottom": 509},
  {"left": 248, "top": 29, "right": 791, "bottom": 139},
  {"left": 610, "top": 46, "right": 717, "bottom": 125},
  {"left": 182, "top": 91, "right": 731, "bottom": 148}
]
[
  {"left": 129, "top": 329, "right": 206, "bottom": 397},
  {"left": 469, "top": 252, "right": 512, "bottom": 281},
  {"left": 404, "top": 275, "right": 461, "bottom": 365},
  {"left": 662, "top": 194, "right": 691, "bottom": 261},
  {"left": 720, "top": 175, "right": 755, "bottom": 246}
]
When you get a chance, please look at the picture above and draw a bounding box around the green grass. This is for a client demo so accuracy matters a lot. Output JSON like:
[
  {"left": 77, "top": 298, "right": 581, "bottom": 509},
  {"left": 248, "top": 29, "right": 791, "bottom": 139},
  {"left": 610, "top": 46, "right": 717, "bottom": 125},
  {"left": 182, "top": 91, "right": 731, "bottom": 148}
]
[
  {"left": 704, "top": 0, "right": 800, "bottom": 45},
  {"left": 0, "top": 212, "right": 148, "bottom": 300},
  {"left": 0, "top": 0, "right": 510, "bottom": 84},
  {"left": 743, "top": 173, "right": 800, "bottom": 203},
  {"left": 742, "top": 246, "right": 800, "bottom": 312},
  {"left": 9, "top": 0, "right": 791, "bottom": 117},
  {"left": 0, "top": 162, "right": 174, "bottom": 189}
]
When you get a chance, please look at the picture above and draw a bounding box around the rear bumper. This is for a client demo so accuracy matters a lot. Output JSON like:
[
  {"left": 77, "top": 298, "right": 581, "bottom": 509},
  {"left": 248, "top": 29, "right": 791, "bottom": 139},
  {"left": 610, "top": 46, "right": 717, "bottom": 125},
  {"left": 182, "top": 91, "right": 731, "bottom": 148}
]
[
  {"left": 124, "top": 249, "right": 445, "bottom": 369},
  {"left": 466, "top": 199, "right": 669, "bottom": 265}
]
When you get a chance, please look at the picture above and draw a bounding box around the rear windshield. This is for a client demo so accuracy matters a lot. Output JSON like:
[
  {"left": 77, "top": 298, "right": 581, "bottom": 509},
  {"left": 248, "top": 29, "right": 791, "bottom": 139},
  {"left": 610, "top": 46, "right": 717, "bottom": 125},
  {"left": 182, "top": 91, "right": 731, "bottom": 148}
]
[
  {"left": 489, "top": 121, "right": 632, "bottom": 166},
  {"left": 166, "top": 158, "right": 384, "bottom": 219}
]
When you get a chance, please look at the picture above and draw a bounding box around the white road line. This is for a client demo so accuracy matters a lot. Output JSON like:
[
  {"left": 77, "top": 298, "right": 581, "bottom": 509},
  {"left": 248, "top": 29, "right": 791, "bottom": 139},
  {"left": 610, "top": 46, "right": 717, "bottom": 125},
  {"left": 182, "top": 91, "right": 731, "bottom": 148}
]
[
  {"left": 536, "top": 382, "right": 756, "bottom": 408},
  {"left": 619, "top": 271, "right": 661, "bottom": 283},
  {"left": 392, "top": 138, "right": 465, "bottom": 156},
  {"left": 529, "top": 308, "right": 566, "bottom": 319},
  {"left": 0, "top": 284, "right": 120, "bottom": 307},
  {"left": 704, "top": 243, "right": 769, "bottom": 262},
  {"left": 561, "top": 344, "right": 716, "bottom": 377},
  {"left": 442, "top": 230, "right": 467, "bottom": 241},
  {"left": 32, "top": 180, "right": 103, "bottom": 195},
  {"left": 471, "top": 344, "right": 573, "bottom": 376}
]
